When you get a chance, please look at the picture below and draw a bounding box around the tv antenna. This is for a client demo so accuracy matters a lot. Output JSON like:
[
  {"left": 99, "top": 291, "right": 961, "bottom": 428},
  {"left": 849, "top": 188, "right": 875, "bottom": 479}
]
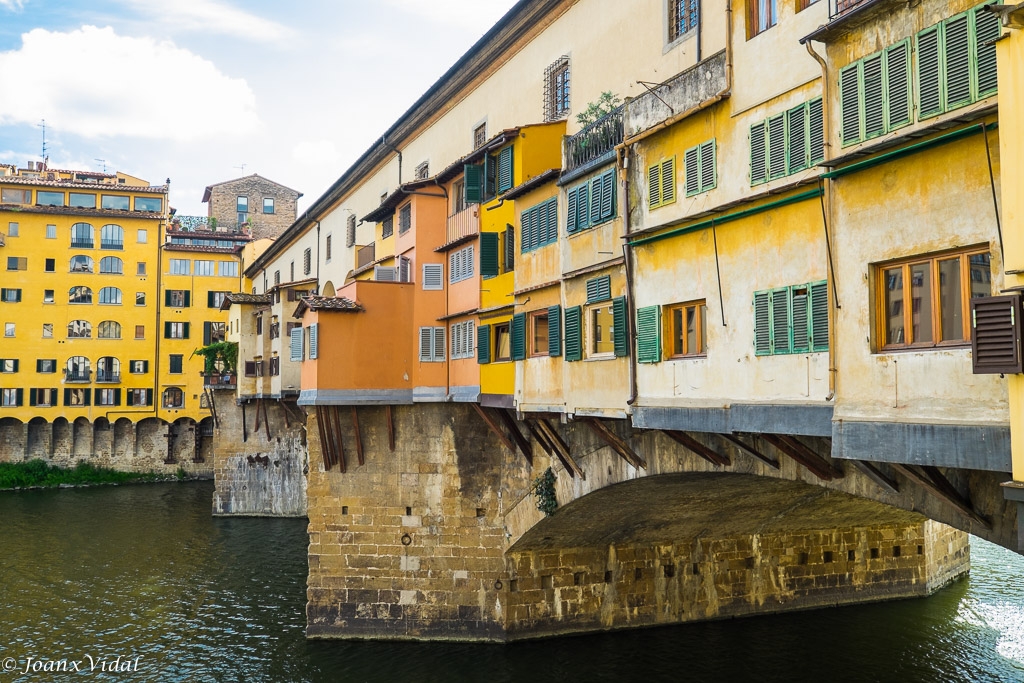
[
  {"left": 95, "top": 158, "right": 107, "bottom": 173},
  {"left": 235, "top": 163, "right": 247, "bottom": 174},
  {"left": 37, "top": 119, "right": 48, "bottom": 162}
]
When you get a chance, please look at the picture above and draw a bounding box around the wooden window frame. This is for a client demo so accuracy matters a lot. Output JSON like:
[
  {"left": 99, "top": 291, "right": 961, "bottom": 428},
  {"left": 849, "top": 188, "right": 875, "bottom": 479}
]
[
  {"left": 665, "top": 300, "right": 708, "bottom": 359},
  {"left": 586, "top": 302, "right": 616, "bottom": 359},
  {"left": 493, "top": 322, "right": 512, "bottom": 362},
  {"left": 747, "top": 0, "right": 777, "bottom": 39},
  {"left": 529, "top": 311, "right": 550, "bottom": 357},
  {"left": 874, "top": 247, "right": 990, "bottom": 352}
]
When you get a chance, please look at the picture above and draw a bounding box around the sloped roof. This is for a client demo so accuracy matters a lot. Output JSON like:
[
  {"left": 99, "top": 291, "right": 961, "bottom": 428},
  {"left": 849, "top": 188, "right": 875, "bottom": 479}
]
[
  {"left": 220, "top": 292, "right": 272, "bottom": 310},
  {"left": 293, "top": 295, "right": 363, "bottom": 318},
  {"left": 202, "top": 173, "right": 303, "bottom": 202}
]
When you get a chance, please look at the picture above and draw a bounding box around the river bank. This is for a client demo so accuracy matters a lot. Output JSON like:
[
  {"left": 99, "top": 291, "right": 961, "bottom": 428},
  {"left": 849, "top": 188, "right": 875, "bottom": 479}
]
[{"left": 0, "top": 458, "right": 210, "bottom": 490}]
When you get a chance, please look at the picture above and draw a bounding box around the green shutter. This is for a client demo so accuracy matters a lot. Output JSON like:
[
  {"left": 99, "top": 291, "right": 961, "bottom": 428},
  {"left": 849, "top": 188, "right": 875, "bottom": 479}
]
[
  {"left": 504, "top": 224, "right": 515, "bottom": 270},
  {"left": 767, "top": 114, "right": 786, "bottom": 180},
  {"left": 750, "top": 122, "right": 767, "bottom": 185},
  {"left": 786, "top": 105, "right": 807, "bottom": 173},
  {"left": 612, "top": 296, "right": 628, "bottom": 357},
  {"left": 577, "top": 183, "right": 590, "bottom": 230},
  {"left": 464, "top": 164, "right": 483, "bottom": 204},
  {"left": 567, "top": 188, "right": 579, "bottom": 233},
  {"left": 600, "top": 169, "right": 614, "bottom": 220},
  {"left": 64, "top": 388, "right": 71, "bottom": 406},
  {"left": 839, "top": 63, "right": 862, "bottom": 145},
  {"left": 547, "top": 305, "right": 562, "bottom": 357},
  {"left": 480, "top": 232, "right": 499, "bottom": 278},
  {"left": 15, "top": 388, "right": 23, "bottom": 406},
  {"left": 497, "top": 146, "right": 514, "bottom": 193},
  {"left": 477, "top": 324, "right": 491, "bottom": 364},
  {"left": 917, "top": 26, "right": 943, "bottom": 119},
  {"left": 661, "top": 158, "right": 676, "bottom": 204},
  {"left": 589, "top": 173, "right": 604, "bottom": 224},
  {"left": 684, "top": 145, "right": 700, "bottom": 196},
  {"left": 113, "top": 389, "right": 121, "bottom": 406},
  {"left": 182, "top": 322, "right": 190, "bottom": 340},
  {"left": 636, "top": 305, "right": 661, "bottom": 363},
  {"left": 165, "top": 290, "right": 172, "bottom": 306},
  {"left": 586, "top": 275, "right": 611, "bottom": 303},
  {"left": 809, "top": 98, "right": 824, "bottom": 165},
  {"left": 974, "top": 6, "right": 1000, "bottom": 97},
  {"left": 520, "top": 207, "right": 533, "bottom": 252},
  {"left": 207, "top": 291, "right": 215, "bottom": 307},
  {"left": 648, "top": 163, "right": 661, "bottom": 207},
  {"left": 862, "top": 53, "right": 885, "bottom": 139},
  {"left": 791, "top": 287, "right": 810, "bottom": 353},
  {"left": 885, "top": 41, "right": 912, "bottom": 130},
  {"left": 545, "top": 198, "right": 559, "bottom": 244},
  {"left": 510, "top": 313, "right": 526, "bottom": 361},
  {"left": 945, "top": 13, "right": 972, "bottom": 110},
  {"left": 564, "top": 306, "right": 582, "bottom": 362},
  {"left": 83, "top": 389, "right": 91, "bottom": 406},
  {"left": 183, "top": 291, "right": 191, "bottom": 308},
  {"left": 771, "top": 287, "right": 791, "bottom": 354},
  {"left": 164, "top": 321, "right": 172, "bottom": 338},
  {"left": 699, "top": 141, "right": 716, "bottom": 192},
  {"left": 203, "top": 321, "right": 212, "bottom": 346},
  {"left": 753, "top": 290, "right": 771, "bottom": 355},
  {"left": 810, "top": 280, "right": 829, "bottom": 352},
  {"left": 29, "top": 388, "right": 36, "bottom": 407}
]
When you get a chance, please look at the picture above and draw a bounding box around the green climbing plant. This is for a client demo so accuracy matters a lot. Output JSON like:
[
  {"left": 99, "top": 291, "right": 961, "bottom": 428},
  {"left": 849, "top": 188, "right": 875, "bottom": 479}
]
[
  {"left": 194, "top": 341, "right": 238, "bottom": 375},
  {"left": 533, "top": 467, "right": 558, "bottom": 516},
  {"left": 576, "top": 91, "right": 622, "bottom": 127}
]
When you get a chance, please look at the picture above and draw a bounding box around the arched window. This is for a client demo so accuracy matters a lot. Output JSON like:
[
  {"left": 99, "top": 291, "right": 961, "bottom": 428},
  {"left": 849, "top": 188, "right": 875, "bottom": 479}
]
[
  {"left": 162, "top": 387, "right": 184, "bottom": 409},
  {"left": 100, "top": 224, "right": 124, "bottom": 250},
  {"left": 70, "top": 255, "right": 94, "bottom": 273},
  {"left": 97, "top": 321, "right": 121, "bottom": 339},
  {"left": 98, "top": 287, "right": 122, "bottom": 305},
  {"left": 66, "top": 356, "right": 91, "bottom": 381},
  {"left": 69, "top": 287, "right": 92, "bottom": 304},
  {"left": 99, "top": 256, "right": 123, "bottom": 274},
  {"left": 96, "top": 357, "right": 120, "bottom": 382},
  {"left": 71, "top": 223, "right": 94, "bottom": 248},
  {"left": 67, "top": 320, "right": 92, "bottom": 338}
]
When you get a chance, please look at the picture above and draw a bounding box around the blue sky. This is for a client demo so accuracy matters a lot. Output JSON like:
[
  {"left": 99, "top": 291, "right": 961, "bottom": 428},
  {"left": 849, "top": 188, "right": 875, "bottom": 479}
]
[{"left": 0, "top": 0, "right": 519, "bottom": 214}]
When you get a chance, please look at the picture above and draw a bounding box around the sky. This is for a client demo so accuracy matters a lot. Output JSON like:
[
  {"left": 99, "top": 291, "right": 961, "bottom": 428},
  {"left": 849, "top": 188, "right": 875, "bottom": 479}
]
[{"left": 0, "top": 0, "right": 520, "bottom": 216}]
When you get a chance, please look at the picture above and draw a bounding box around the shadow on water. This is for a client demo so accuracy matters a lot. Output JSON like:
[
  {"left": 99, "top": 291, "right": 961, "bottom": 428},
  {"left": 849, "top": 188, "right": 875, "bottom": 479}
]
[{"left": 0, "top": 482, "right": 1021, "bottom": 682}]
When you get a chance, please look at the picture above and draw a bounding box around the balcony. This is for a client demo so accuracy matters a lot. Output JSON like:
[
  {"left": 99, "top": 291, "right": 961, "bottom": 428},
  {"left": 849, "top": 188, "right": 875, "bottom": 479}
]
[
  {"left": 100, "top": 240, "right": 124, "bottom": 250},
  {"left": 204, "top": 373, "right": 237, "bottom": 389},
  {"left": 95, "top": 372, "right": 121, "bottom": 384},
  {"left": 564, "top": 105, "right": 624, "bottom": 176},
  {"left": 357, "top": 243, "right": 376, "bottom": 269},
  {"left": 446, "top": 205, "right": 480, "bottom": 245},
  {"left": 65, "top": 370, "right": 91, "bottom": 383},
  {"left": 70, "top": 240, "right": 94, "bottom": 249}
]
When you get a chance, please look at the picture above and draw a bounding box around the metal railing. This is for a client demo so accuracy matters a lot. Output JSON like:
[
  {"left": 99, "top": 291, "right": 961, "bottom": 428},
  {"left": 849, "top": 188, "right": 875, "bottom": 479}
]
[
  {"left": 357, "top": 243, "right": 376, "bottom": 269},
  {"left": 564, "top": 105, "right": 624, "bottom": 173},
  {"left": 446, "top": 205, "right": 479, "bottom": 244},
  {"left": 70, "top": 239, "right": 94, "bottom": 249},
  {"left": 95, "top": 372, "right": 121, "bottom": 383},
  {"left": 204, "top": 373, "right": 237, "bottom": 388},
  {"left": 65, "top": 370, "right": 91, "bottom": 382},
  {"left": 829, "top": 0, "right": 881, "bottom": 20},
  {"left": 100, "top": 240, "right": 124, "bottom": 250}
]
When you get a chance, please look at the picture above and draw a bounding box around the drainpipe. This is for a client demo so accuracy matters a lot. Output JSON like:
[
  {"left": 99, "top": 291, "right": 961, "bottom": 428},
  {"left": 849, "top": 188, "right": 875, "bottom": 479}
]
[
  {"left": 621, "top": 146, "right": 639, "bottom": 406},
  {"left": 804, "top": 40, "right": 838, "bottom": 402},
  {"left": 315, "top": 219, "right": 321, "bottom": 294}
]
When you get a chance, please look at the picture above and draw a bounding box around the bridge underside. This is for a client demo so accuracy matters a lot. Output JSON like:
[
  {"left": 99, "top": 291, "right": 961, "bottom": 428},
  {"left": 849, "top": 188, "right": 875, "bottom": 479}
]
[{"left": 505, "top": 473, "right": 969, "bottom": 640}]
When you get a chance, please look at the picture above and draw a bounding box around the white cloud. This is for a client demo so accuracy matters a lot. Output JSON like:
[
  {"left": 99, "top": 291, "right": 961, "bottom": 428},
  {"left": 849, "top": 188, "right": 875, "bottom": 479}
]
[
  {"left": 381, "top": 0, "right": 514, "bottom": 32},
  {"left": 0, "top": 0, "right": 25, "bottom": 10},
  {"left": 117, "top": 0, "right": 294, "bottom": 43},
  {"left": 0, "top": 26, "right": 260, "bottom": 141}
]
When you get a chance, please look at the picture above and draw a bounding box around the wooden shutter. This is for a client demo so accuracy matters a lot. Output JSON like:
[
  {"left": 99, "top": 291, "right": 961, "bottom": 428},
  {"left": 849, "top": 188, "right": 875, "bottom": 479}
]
[
  {"left": 83, "top": 389, "right": 91, "bottom": 406},
  {"left": 451, "top": 323, "right": 461, "bottom": 359},
  {"left": 810, "top": 280, "right": 829, "bottom": 352},
  {"left": 182, "top": 291, "right": 191, "bottom": 307},
  {"left": 636, "top": 305, "right": 661, "bottom": 363},
  {"left": 545, "top": 198, "right": 558, "bottom": 244},
  {"left": 419, "top": 327, "right": 433, "bottom": 362},
  {"left": 586, "top": 275, "right": 611, "bottom": 303},
  {"left": 207, "top": 291, "right": 216, "bottom": 307},
  {"left": 577, "top": 183, "right": 590, "bottom": 230},
  {"left": 699, "top": 141, "right": 715, "bottom": 192},
  {"left": 309, "top": 323, "right": 319, "bottom": 360},
  {"left": 862, "top": 53, "right": 885, "bottom": 138},
  {"left": 600, "top": 170, "right": 614, "bottom": 220},
  {"left": 290, "top": 326, "right": 303, "bottom": 361},
  {"left": 839, "top": 63, "right": 862, "bottom": 145},
  {"left": 648, "top": 164, "right": 661, "bottom": 207},
  {"left": 464, "top": 164, "right": 483, "bottom": 204},
  {"left": 809, "top": 98, "right": 825, "bottom": 165},
  {"left": 165, "top": 290, "right": 172, "bottom": 306},
  {"left": 433, "top": 327, "right": 445, "bottom": 361},
  {"left": 126, "top": 390, "right": 135, "bottom": 407},
  {"left": 497, "top": 146, "right": 514, "bottom": 193},
  {"left": 504, "top": 225, "right": 515, "bottom": 271},
  {"left": 753, "top": 290, "right": 771, "bottom": 355},
  {"left": 564, "top": 306, "right": 582, "bottom": 362},
  {"left": 64, "top": 388, "right": 71, "bottom": 406},
  {"left": 547, "top": 305, "right": 562, "bottom": 357},
  {"left": 975, "top": 6, "right": 999, "bottom": 98},
  {"left": 660, "top": 157, "right": 676, "bottom": 204},
  {"left": 750, "top": 122, "right": 767, "bottom": 185},
  {"left": 29, "top": 388, "right": 36, "bottom": 407},
  {"left": 510, "top": 313, "right": 526, "bottom": 361},
  {"left": 113, "top": 389, "right": 121, "bottom": 407},
  {"left": 566, "top": 188, "right": 579, "bottom": 234},
  {"left": 477, "top": 324, "right": 491, "bottom": 364},
  {"left": 612, "top": 295, "right": 628, "bottom": 357},
  {"left": 791, "top": 287, "right": 810, "bottom": 352},
  {"left": 399, "top": 256, "right": 411, "bottom": 283},
  {"left": 164, "top": 321, "right": 172, "bottom": 338},
  {"left": 590, "top": 173, "right": 604, "bottom": 224},
  {"left": 971, "top": 294, "right": 1023, "bottom": 374},
  {"left": 244, "top": 361, "right": 256, "bottom": 377},
  {"left": 885, "top": 42, "right": 912, "bottom": 130},
  {"left": 917, "top": 27, "right": 943, "bottom": 118},
  {"left": 423, "top": 263, "right": 443, "bottom": 290},
  {"left": 771, "top": 288, "right": 790, "bottom": 354},
  {"left": 203, "top": 321, "right": 212, "bottom": 346},
  {"left": 684, "top": 146, "right": 700, "bottom": 196},
  {"left": 767, "top": 114, "right": 786, "bottom": 179},
  {"left": 182, "top": 322, "right": 190, "bottom": 339},
  {"left": 944, "top": 13, "right": 972, "bottom": 110},
  {"left": 787, "top": 105, "right": 807, "bottom": 173}
]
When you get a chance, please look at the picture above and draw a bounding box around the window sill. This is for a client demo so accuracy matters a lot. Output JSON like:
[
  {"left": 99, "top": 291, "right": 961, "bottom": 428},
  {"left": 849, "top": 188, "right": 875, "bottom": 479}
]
[
  {"left": 875, "top": 343, "right": 971, "bottom": 355},
  {"left": 667, "top": 354, "right": 708, "bottom": 360},
  {"left": 584, "top": 354, "right": 615, "bottom": 362}
]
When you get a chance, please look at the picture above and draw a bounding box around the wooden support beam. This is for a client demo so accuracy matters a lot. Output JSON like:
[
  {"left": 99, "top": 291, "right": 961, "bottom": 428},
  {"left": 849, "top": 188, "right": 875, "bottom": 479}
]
[
  {"left": 385, "top": 405, "right": 395, "bottom": 451},
  {"left": 315, "top": 406, "right": 333, "bottom": 470},
  {"left": 253, "top": 398, "right": 262, "bottom": 434},
  {"left": 586, "top": 419, "right": 646, "bottom": 469},
  {"left": 281, "top": 400, "right": 291, "bottom": 428},
  {"left": 850, "top": 460, "right": 900, "bottom": 495},
  {"left": 663, "top": 430, "right": 730, "bottom": 467},
  {"left": 241, "top": 402, "right": 248, "bottom": 443},
  {"left": 719, "top": 433, "right": 778, "bottom": 469},
  {"left": 761, "top": 434, "right": 843, "bottom": 481},
  {"left": 470, "top": 402, "right": 516, "bottom": 453},
  {"left": 497, "top": 408, "right": 533, "bottom": 465},
  {"left": 893, "top": 464, "right": 992, "bottom": 530},
  {"left": 534, "top": 419, "right": 584, "bottom": 479},
  {"left": 522, "top": 419, "right": 554, "bottom": 457},
  {"left": 351, "top": 407, "right": 364, "bottom": 466},
  {"left": 261, "top": 398, "right": 272, "bottom": 441},
  {"left": 331, "top": 406, "right": 347, "bottom": 474},
  {"left": 205, "top": 389, "right": 218, "bottom": 427}
]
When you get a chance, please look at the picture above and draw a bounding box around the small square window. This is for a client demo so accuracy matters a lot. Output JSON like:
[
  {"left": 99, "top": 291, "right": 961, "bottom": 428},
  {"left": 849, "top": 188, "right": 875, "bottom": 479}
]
[
  {"left": 137, "top": 229, "right": 148, "bottom": 244},
  {"left": 493, "top": 322, "right": 511, "bottom": 362},
  {"left": 135, "top": 325, "right": 145, "bottom": 340},
  {"left": 46, "top": 224, "right": 56, "bottom": 239},
  {"left": 4, "top": 323, "right": 14, "bottom": 337},
  {"left": 43, "top": 290, "right": 54, "bottom": 304},
  {"left": 8, "top": 222, "right": 19, "bottom": 237},
  {"left": 45, "top": 258, "right": 55, "bottom": 272},
  {"left": 237, "top": 196, "right": 248, "bottom": 213},
  {"left": 136, "top": 292, "right": 146, "bottom": 306},
  {"left": 666, "top": 301, "right": 708, "bottom": 358},
  {"left": 530, "top": 311, "right": 549, "bottom": 356},
  {"left": 42, "top": 323, "right": 52, "bottom": 338},
  {"left": 263, "top": 197, "right": 275, "bottom": 214},
  {"left": 137, "top": 262, "right": 146, "bottom": 275},
  {"left": 543, "top": 57, "right": 571, "bottom": 121},
  {"left": 588, "top": 303, "right": 615, "bottom": 357},
  {"left": 473, "top": 123, "right": 487, "bottom": 150}
]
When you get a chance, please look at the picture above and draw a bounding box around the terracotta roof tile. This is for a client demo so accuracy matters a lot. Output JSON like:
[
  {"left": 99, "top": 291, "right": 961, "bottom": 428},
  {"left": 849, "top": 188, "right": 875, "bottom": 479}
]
[{"left": 293, "top": 295, "right": 363, "bottom": 317}]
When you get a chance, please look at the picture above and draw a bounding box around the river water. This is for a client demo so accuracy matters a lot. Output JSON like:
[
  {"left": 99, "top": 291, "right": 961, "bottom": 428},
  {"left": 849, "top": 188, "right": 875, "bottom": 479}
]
[{"left": 0, "top": 482, "right": 1021, "bottom": 682}]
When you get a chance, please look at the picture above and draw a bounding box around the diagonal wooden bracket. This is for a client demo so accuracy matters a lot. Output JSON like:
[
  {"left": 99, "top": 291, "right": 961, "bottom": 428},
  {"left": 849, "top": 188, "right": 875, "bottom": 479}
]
[
  {"left": 850, "top": 460, "right": 900, "bottom": 495},
  {"left": 497, "top": 408, "right": 533, "bottom": 465},
  {"left": 471, "top": 403, "right": 517, "bottom": 454},
  {"left": 762, "top": 434, "right": 843, "bottom": 481},
  {"left": 893, "top": 464, "right": 992, "bottom": 530},
  {"left": 663, "top": 430, "right": 730, "bottom": 467},
  {"left": 719, "top": 433, "right": 776, "bottom": 468},
  {"left": 586, "top": 419, "right": 646, "bottom": 470},
  {"left": 534, "top": 418, "right": 584, "bottom": 479},
  {"left": 351, "top": 407, "right": 365, "bottom": 466},
  {"left": 522, "top": 419, "right": 554, "bottom": 457},
  {"left": 385, "top": 405, "right": 396, "bottom": 451}
]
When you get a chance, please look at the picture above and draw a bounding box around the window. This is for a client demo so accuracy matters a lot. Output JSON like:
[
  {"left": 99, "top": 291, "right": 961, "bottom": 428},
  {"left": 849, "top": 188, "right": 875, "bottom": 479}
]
[
  {"left": 4, "top": 323, "right": 13, "bottom": 337},
  {"left": 263, "top": 197, "right": 275, "bottom": 214},
  {"left": 137, "top": 262, "right": 146, "bottom": 276},
  {"left": 669, "top": 0, "right": 699, "bottom": 42},
  {"left": 96, "top": 357, "right": 120, "bottom": 383},
  {"left": 204, "top": 322, "right": 227, "bottom": 345},
  {"left": 162, "top": 387, "right": 184, "bottom": 409},
  {"left": 666, "top": 301, "right": 708, "bottom": 358},
  {"left": 256, "top": 315, "right": 264, "bottom": 335},
  {"left": 66, "top": 357, "right": 90, "bottom": 382},
  {"left": 194, "top": 260, "right": 215, "bottom": 276},
  {"left": 753, "top": 280, "right": 829, "bottom": 355},
  {"left": 346, "top": 214, "right": 357, "bottom": 248},
  {"left": 68, "top": 320, "right": 92, "bottom": 338},
  {"left": 648, "top": 158, "right": 677, "bottom": 209},
  {"left": 71, "top": 223, "right": 94, "bottom": 248},
  {"left": 95, "top": 389, "right": 120, "bottom": 406},
  {"left": 303, "top": 248, "right": 312, "bottom": 275},
  {"left": 382, "top": 216, "right": 394, "bottom": 239},
  {"left": 43, "top": 290, "right": 54, "bottom": 304},
  {"left": 493, "top": 323, "right": 512, "bottom": 362},
  {"left": 137, "top": 229, "right": 148, "bottom": 244},
  {"left": 37, "top": 191, "right": 64, "bottom": 207},
  {"left": 530, "top": 311, "right": 549, "bottom": 356},
  {"left": 423, "top": 263, "right": 444, "bottom": 290},
  {"left": 877, "top": 248, "right": 989, "bottom": 350},
  {"left": 7, "top": 256, "right": 26, "bottom": 271},
  {"left": 273, "top": 270, "right": 281, "bottom": 286},
  {"left": 42, "top": 323, "right": 52, "bottom": 338},
  {"left": 169, "top": 354, "right": 183, "bottom": 374},
  {"left": 99, "top": 256, "right": 123, "bottom": 274},
  {"left": 135, "top": 325, "right": 145, "bottom": 339},
  {"left": 69, "top": 286, "right": 92, "bottom": 304},
  {"left": 840, "top": 42, "right": 912, "bottom": 146},
  {"left": 916, "top": 7, "right": 999, "bottom": 120},
  {"left": 98, "top": 321, "right": 121, "bottom": 339},
  {"left": 269, "top": 356, "right": 281, "bottom": 376},
  {"left": 290, "top": 261, "right": 295, "bottom": 281},
  {"left": 135, "top": 194, "right": 160, "bottom": 210},
  {"left": 290, "top": 326, "right": 304, "bottom": 362},
  {"left": 46, "top": 224, "right": 56, "bottom": 239},
  {"left": 797, "top": 0, "right": 820, "bottom": 10},
  {"left": 65, "top": 388, "right": 90, "bottom": 406},
  {"left": 208, "top": 291, "right": 228, "bottom": 308},
  {"left": 473, "top": 123, "right": 487, "bottom": 150},
  {"left": 44, "top": 258, "right": 55, "bottom": 272},
  {"left": 588, "top": 303, "right": 616, "bottom": 357},
  {"left": 1, "top": 189, "right": 31, "bottom": 204},
  {"left": 748, "top": 0, "right": 777, "bottom": 38},
  {"left": 1, "top": 388, "right": 22, "bottom": 407},
  {"left": 136, "top": 292, "right": 146, "bottom": 306},
  {"left": 544, "top": 57, "right": 571, "bottom": 121},
  {"left": 684, "top": 141, "right": 717, "bottom": 196},
  {"left": 37, "top": 359, "right": 56, "bottom": 373},
  {"left": 0, "top": 359, "right": 17, "bottom": 373},
  {"left": 750, "top": 98, "right": 824, "bottom": 184},
  {"left": 70, "top": 255, "right": 93, "bottom": 273},
  {"left": 450, "top": 320, "right": 476, "bottom": 360},
  {"left": 30, "top": 389, "right": 56, "bottom": 407},
  {"left": 398, "top": 204, "right": 412, "bottom": 234},
  {"left": 1, "top": 288, "right": 21, "bottom": 303},
  {"left": 325, "top": 234, "right": 333, "bottom": 262},
  {"left": 568, "top": 169, "right": 615, "bottom": 233},
  {"left": 165, "top": 322, "right": 189, "bottom": 339},
  {"left": 127, "top": 389, "right": 153, "bottom": 407},
  {"left": 130, "top": 360, "right": 149, "bottom": 374},
  {"left": 418, "top": 326, "right": 446, "bottom": 362},
  {"left": 170, "top": 259, "right": 190, "bottom": 275},
  {"left": 101, "top": 195, "right": 129, "bottom": 210},
  {"left": 521, "top": 198, "right": 558, "bottom": 252},
  {"left": 100, "top": 224, "right": 124, "bottom": 249},
  {"left": 414, "top": 161, "right": 430, "bottom": 180},
  {"left": 8, "top": 222, "right": 18, "bottom": 237},
  {"left": 69, "top": 192, "right": 96, "bottom": 209},
  {"left": 98, "top": 287, "right": 122, "bottom": 305},
  {"left": 450, "top": 245, "right": 475, "bottom": 284},
  {"left": 237, "top": 196, "right": 248, "bottom": 213}
]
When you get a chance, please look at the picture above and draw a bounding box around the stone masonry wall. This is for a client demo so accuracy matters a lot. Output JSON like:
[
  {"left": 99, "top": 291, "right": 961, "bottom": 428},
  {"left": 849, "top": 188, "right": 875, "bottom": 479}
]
[
  {"left": 207, "top": 175, "right": 300, "bottom": 241},
  {"left": 212, "top": 399, "right": 307, "bottom": 517}
]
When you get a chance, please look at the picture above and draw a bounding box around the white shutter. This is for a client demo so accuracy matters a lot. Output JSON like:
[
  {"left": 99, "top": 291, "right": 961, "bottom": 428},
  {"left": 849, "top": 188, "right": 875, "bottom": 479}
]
[
  {"left": 465, "top": 321, "right": 475, "bottom": 357},
  {"left": 308, "top": 324, "right": 318, "bottom": 360},
  {"left": 449, "top": 252, "right": 458, "bottom": 283},
  {"left": 433, "top": 327, "right": 445, "bottom": 361},
  {"left": 466, "top": 245, "right": 474, "bottom": 278},
  {"left": 419, "top": 327, "right": 433, "bottom": 362},
  {"left": 399, "top": 256, "right": 411, "bottom": 283},
  {"left": 290, "top": 326, "right": 304, "bottom": 362},
  {"left": 374, "top": 265, "right": 397, "bottom": 282},
  {"left": 451, "top": 323, "right": 460, "bottom": 358},
  {"left": 423, "top": 263, "right": 443, "bottom": 290}
]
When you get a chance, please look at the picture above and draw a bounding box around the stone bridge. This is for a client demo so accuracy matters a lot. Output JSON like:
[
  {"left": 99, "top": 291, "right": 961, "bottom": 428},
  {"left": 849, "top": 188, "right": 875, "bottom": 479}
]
[{"left": 302, "top": 404, "right": 1012, "bottom": 642}]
